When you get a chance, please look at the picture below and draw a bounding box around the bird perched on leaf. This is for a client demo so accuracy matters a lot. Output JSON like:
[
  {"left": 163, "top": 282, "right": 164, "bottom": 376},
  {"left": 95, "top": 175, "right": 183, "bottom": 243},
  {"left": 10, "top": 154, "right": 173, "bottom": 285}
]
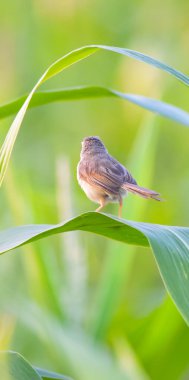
[{"left": 77, "top": 136, "right": 161, "bottom": 217}]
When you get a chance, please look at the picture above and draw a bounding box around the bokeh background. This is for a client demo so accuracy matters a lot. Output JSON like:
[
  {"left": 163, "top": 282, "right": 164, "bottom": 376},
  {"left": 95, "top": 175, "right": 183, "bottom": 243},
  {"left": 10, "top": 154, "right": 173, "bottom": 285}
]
[{"left": 0, "top": 1, "right": 189, "bottom": 379}]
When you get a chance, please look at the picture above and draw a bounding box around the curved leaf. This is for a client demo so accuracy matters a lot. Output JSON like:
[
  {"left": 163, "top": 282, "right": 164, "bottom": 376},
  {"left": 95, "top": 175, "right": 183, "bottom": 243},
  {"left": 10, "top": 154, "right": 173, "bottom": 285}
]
[
  {"left": 41, "top": 44, "right": 189, "bottom": 86},
  {"left": 0, "top": 86, "right": 189, "bottom": 126},
  {"left": 0, "top": 351, "right": 72, "bottom": 380},
  {"left": 0, "top": 212, "right": 189, "bottom": 325},
  {"left": 35, "top": 367, "right": 72, "bottom": 380},
  {"left": 0, "top": 351, "right": 41, "bottom": 380},
  {"left": 0, "top": 44, "right": 189, "bottom": 185}
]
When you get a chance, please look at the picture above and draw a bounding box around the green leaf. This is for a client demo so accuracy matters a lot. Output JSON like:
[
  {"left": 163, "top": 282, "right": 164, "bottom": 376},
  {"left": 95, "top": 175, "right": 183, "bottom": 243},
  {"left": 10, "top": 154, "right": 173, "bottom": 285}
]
[
  {"left": 35, "top": 367, "right": 72, "bottom": 380},
  {"left": 0, "top": 351, "right": 41, "bottom": 380},
  {"left": 0, "top": 351, "right": 72, "bottom": 380},
  {"left": 38, "top": 44, "right": 189, "bottom": 85},
  {"left": 0, "top": 212, "right": 189, "bottom": 326},
  {"left": 0, "top": 86, "right": 189, "bottom": 126},
  {"left": 0, "top": 44, "right": 189, "bottom": 186}
]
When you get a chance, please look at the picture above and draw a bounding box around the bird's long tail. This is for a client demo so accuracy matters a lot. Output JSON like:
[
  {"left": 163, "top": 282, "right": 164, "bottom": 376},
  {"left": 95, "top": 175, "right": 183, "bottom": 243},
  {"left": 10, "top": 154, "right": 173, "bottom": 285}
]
[{"left": 122, "top": 183, "right": 162, "bottom": 201}]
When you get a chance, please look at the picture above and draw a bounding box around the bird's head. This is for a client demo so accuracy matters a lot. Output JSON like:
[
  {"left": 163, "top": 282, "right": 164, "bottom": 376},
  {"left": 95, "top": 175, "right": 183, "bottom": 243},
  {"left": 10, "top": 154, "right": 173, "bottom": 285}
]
[{"left": 81, "top": 136, "right": 106, "bottom": 156}]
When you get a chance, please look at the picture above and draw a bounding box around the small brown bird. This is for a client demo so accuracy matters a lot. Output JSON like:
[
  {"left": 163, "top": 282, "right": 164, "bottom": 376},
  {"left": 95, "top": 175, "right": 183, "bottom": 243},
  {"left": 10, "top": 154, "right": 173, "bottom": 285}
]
[{"left": 77, "top": 136, "right": 161, "bottom": 217}]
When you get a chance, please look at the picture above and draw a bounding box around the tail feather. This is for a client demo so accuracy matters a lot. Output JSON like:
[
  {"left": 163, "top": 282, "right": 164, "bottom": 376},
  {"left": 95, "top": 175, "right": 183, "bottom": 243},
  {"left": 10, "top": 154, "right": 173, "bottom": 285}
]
[{"left": 122, "top": 183, "right": 162, "bottom": 201}]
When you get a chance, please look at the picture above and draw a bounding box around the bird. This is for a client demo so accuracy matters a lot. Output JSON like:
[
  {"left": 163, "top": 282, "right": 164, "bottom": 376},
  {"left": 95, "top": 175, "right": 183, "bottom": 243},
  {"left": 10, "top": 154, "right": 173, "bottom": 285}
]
[{"left": 77, "top": 136, "right": 161, "bottom": 217}]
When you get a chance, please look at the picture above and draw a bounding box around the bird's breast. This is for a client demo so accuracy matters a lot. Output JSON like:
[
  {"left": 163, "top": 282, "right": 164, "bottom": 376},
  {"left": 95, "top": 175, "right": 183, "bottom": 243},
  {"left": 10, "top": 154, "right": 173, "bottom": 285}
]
[
  {"left": 77, "top": 162, "right": 101, "bottom": 203},
  {"left": 78, "top": 178, "right": 105, "bottom": 203}
]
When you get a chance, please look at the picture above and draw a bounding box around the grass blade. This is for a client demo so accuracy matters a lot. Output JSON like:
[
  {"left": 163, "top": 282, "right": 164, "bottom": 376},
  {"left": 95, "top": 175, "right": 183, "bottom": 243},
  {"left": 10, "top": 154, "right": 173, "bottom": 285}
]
[
  {"left": 0, "top": 351, "right": 41, "bottom": 380},
  {"left": 94, "top": 45, "right": 189, "bottom": 86},
  {"left": 35, "top": 367, "right": 72, "bottom": 380},
  {"left": 40, "top": 44, "right": 189, "bottom": 86},
  {"left": 0, "top": 44, "right": 189, "bottom": 185},
  {"left": 0, "top": 87, "right": 189, "bottom": 126},
  {"left": 0, "top": 212, "right": 189, "bottom": 325}
]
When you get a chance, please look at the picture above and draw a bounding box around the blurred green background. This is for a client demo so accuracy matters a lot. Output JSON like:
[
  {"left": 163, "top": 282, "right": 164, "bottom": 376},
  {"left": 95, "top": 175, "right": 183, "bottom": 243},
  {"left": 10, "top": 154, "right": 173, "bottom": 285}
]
[{"left": 0, "top": 1, "right": 189, "bottom": 379}]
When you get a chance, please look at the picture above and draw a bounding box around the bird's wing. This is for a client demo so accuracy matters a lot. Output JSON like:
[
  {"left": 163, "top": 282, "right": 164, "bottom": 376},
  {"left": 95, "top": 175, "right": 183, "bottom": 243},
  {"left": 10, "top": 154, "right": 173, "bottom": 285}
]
[
  {"left": 108, "top": 156, "right": 137, "bottom": 185},
  {"left": 79, "top": 157, "right": 132, "bottom": 195}
]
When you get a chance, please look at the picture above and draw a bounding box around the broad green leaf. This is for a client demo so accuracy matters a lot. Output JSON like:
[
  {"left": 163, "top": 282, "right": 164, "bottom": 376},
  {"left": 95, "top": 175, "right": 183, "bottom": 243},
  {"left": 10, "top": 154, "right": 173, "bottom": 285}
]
[
  {"left": 0, "top": 86, "right": 189, "bottom": 126},
  {"left": 0, "top": 212, "right": 189, "bottom": 325},
  {"left": 0, "top": 351, "right": 41, "bottom": 380},
  {"left": 0, "top": 44, "right": 189, "bottom": 185},
  {"left": 35, "top": 367, "right": 72, "bottom": 380}
]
